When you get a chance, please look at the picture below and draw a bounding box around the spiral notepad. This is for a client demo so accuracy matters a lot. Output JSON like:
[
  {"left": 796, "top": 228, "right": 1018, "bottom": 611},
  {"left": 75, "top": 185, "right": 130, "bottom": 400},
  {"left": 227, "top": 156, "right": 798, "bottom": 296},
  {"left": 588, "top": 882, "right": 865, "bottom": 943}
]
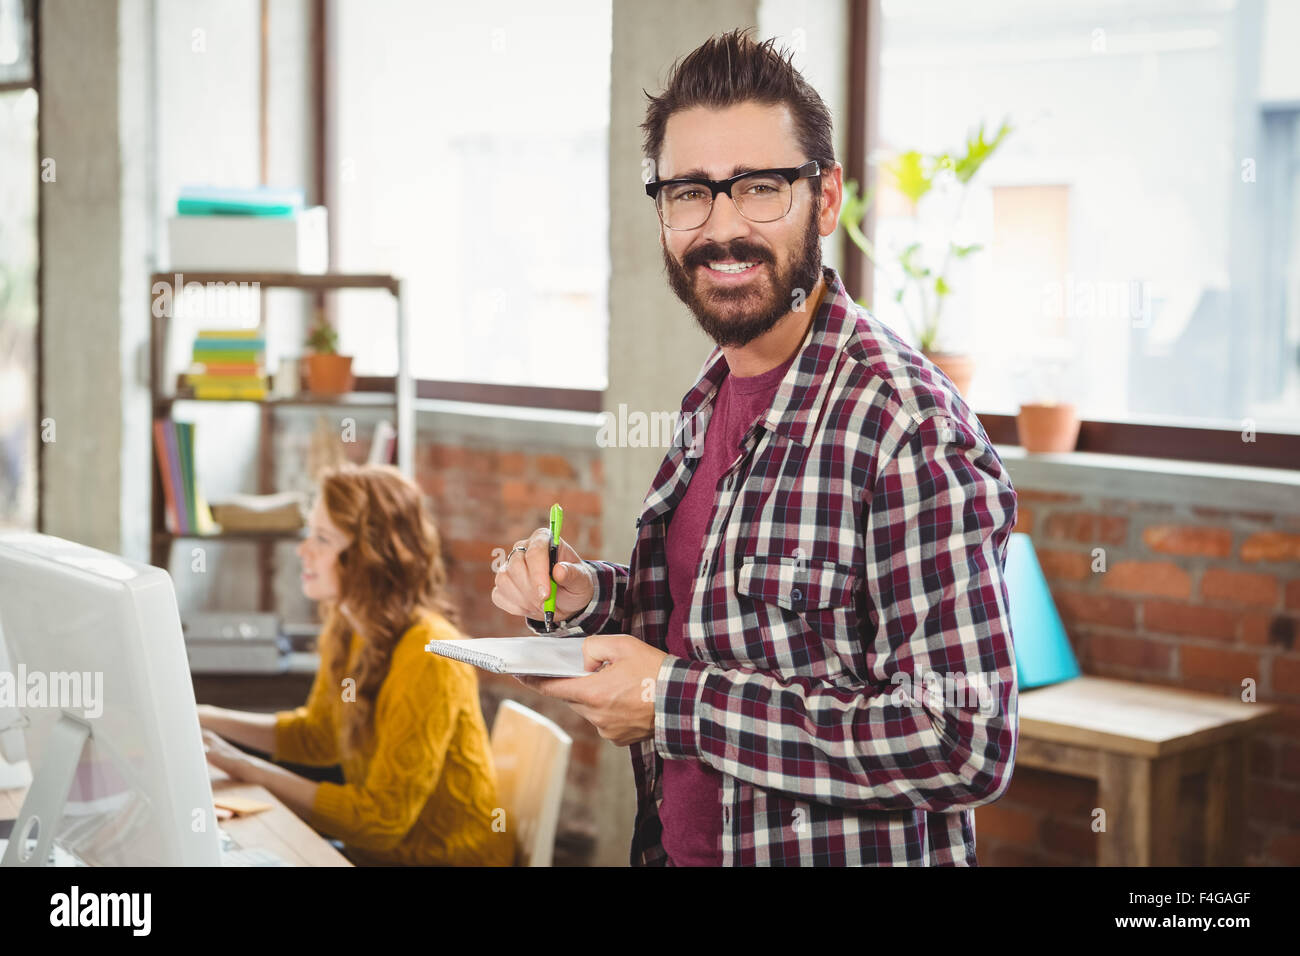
[{"left": 424, "top": 636, "right": 591, "bottom": 677}]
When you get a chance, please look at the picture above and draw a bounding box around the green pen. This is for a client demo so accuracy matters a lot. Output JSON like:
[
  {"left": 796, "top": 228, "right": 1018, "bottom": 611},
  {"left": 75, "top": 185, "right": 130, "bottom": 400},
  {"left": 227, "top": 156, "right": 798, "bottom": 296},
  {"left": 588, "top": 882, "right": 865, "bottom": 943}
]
[{"left": 544, "top": 503, "right": 564, "bottom": 632}]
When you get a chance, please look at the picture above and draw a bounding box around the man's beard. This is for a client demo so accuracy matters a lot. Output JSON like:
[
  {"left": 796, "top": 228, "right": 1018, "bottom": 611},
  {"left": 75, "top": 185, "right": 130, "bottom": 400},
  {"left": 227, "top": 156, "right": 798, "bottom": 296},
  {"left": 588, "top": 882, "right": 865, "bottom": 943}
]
[{"left": 662, "top": 200, "right": 823, "bottom": 349}]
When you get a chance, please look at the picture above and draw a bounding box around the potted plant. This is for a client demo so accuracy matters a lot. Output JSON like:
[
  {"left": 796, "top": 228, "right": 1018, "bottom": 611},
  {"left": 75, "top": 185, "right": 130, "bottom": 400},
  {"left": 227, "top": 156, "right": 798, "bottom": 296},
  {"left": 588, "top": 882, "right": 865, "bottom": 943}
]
[
  {"left": 841, "top": 120, "right": 1013, "bottom": 398},
  {"left": 303, "top": 310, "right": 354, "bottom": 395},
  {"left": 1015, "top": 352, "right": 1081, "bottom": 453}
]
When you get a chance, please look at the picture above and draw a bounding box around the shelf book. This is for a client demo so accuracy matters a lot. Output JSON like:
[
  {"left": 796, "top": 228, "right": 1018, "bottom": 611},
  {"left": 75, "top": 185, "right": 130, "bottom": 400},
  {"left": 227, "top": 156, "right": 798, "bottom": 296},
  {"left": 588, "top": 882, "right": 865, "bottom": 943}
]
[
  {"left": 184, "top": 328, "right": 268, "bottom": 400},
  {"left": 152, "top": 417, "right": 218, "bottom": 535}
]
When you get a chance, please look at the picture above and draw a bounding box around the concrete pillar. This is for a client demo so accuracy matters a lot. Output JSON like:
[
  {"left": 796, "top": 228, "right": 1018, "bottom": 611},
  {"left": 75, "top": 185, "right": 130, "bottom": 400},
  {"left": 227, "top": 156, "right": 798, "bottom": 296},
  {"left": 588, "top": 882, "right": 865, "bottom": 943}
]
[{"left": 40, "top": 0, "right": 156, "bottom": 561}]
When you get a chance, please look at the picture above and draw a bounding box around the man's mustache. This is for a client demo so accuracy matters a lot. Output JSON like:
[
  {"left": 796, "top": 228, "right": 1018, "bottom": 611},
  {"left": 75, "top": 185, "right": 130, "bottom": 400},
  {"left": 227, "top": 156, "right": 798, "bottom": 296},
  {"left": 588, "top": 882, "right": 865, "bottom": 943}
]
[{"left": 681, "top": 241, "right": 775, "bottom": 271}]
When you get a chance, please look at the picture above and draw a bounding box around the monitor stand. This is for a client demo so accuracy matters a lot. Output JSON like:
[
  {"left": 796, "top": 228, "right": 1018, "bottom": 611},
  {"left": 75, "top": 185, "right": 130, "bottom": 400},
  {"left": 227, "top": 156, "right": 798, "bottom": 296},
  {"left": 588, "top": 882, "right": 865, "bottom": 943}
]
[{"left": 0, "top": 713, "right": 91, "bottom": 867}]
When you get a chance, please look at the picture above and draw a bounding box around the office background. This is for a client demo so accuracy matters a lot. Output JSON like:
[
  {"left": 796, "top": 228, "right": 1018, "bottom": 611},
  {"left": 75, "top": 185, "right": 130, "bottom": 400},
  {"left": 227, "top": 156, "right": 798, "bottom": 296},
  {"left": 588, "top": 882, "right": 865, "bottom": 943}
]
[{"left": 1, "top": 0, "right": 1298, "bottom": 865}]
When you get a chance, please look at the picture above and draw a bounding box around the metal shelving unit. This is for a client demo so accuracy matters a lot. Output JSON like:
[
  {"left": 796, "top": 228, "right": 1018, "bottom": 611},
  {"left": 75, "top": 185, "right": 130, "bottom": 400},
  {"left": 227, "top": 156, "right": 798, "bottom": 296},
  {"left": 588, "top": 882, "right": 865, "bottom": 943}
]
[{"left": 148, "top": 271, "right": 412, "bottom": 613}]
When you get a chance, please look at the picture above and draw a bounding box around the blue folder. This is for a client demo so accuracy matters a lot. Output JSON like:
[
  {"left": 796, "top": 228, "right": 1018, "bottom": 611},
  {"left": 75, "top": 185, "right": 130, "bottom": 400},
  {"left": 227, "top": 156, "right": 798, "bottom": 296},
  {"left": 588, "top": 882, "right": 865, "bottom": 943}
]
[
  {"left": 176, "top": 185, "right": 304, "bottom": 217},
  {"left": 1003, "top": 532, "right": 1082, "bottom": 690}
]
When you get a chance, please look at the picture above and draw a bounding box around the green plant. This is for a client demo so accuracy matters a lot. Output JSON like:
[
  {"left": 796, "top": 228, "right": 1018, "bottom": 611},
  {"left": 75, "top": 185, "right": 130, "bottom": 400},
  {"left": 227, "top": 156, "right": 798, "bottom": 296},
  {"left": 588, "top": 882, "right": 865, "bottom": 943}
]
[
  {"left": 841, "top": 119, "right": 1013, "bottom": 353},
  {"left": 306, "top": 312, "right": 339, "bottom": 355}
]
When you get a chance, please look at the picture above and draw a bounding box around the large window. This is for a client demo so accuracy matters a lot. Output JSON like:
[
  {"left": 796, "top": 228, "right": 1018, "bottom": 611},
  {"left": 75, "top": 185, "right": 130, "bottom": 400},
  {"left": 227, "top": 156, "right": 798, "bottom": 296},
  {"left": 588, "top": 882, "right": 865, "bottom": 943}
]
[
  {"left": 875, "top": 0, "right": 1300, "bottom": 436},
  {"left": 0, "top": 0, "right": 37, "bottom": 531},
  {"left": 333, "top": 0, "right": 612, "bottom": 392}
]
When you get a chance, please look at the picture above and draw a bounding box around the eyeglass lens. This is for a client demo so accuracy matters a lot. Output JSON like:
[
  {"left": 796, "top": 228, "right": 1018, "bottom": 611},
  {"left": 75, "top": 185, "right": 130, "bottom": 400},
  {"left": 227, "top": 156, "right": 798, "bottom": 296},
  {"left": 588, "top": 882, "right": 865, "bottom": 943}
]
[{"left": 656, "top": 172, "right": 792, "bottom": 229}]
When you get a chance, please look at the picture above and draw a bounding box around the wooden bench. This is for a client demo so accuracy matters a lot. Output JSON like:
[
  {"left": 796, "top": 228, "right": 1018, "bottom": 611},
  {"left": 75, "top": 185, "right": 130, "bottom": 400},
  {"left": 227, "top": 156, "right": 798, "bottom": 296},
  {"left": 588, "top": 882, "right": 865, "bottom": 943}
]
[{"left": 1015, "top": 675, "right": 1276, "bottom": 865}]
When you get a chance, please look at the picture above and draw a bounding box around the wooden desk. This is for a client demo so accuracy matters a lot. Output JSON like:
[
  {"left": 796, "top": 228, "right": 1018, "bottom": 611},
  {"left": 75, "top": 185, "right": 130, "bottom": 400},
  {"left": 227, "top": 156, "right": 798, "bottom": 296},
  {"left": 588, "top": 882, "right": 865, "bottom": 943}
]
[
  {"left": 1, "top": 765, "right": 351, "bottom": 867},
  {"left": 1015, "top": 676, "right": 1276, "bottom": 866}
]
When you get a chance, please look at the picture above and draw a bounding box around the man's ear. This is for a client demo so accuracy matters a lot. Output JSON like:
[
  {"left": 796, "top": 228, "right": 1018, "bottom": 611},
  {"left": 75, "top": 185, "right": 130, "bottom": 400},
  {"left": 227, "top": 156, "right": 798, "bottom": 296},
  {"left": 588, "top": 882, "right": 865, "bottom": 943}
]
[{"left": 818, "top": 161, "right": 845, "bottom": 238}]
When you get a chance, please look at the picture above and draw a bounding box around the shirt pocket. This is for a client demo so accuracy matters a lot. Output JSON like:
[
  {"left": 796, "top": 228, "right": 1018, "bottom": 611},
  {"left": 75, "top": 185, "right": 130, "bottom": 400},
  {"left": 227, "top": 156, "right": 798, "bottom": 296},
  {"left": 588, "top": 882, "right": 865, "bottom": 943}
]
[
  {"left": 733, "top": 557, "right": 860, "bottom": 679},
  {"left": 736, "top": 558, "right": 857, "bottom": 612}
]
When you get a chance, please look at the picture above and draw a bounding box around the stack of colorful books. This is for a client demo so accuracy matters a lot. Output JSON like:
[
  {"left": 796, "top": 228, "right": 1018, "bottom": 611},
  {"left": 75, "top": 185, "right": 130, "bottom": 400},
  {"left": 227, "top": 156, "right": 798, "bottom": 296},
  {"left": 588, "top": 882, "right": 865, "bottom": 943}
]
[
  {"left": 152, "top": 417, "right": 219, "bottom": 535},
  {"left": 185, "top": 329, "right": 267, "bottom": 400}
]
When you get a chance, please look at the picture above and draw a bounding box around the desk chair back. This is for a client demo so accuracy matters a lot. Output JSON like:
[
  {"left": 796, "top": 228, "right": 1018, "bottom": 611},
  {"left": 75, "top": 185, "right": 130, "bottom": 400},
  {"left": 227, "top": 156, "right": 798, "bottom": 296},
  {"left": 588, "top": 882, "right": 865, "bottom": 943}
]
[{"left": 489, "top": 700, "right": 571, "bottom": 867}]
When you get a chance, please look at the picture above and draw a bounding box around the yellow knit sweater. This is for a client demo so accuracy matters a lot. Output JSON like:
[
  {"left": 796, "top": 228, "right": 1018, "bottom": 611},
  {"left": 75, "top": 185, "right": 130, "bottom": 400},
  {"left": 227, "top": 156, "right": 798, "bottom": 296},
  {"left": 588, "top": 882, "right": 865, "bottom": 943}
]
[{"left": 273, "top": 612, "right": 514, "bottom": 866}]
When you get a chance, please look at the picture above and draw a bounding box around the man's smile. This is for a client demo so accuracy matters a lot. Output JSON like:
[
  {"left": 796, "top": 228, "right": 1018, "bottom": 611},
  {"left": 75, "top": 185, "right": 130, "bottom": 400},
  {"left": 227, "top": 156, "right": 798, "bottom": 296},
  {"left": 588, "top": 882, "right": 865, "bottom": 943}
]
[{"left": 698, "top": 259, "right": 765, "bottom": 284}]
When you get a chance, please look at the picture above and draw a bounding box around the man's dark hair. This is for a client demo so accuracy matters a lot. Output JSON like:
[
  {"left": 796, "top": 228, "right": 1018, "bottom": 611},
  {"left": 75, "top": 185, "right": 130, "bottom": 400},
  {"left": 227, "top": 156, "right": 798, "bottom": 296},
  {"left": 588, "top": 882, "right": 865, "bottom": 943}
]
[{"left": 641, "top": 28, "right": 835, "bottom": 177}]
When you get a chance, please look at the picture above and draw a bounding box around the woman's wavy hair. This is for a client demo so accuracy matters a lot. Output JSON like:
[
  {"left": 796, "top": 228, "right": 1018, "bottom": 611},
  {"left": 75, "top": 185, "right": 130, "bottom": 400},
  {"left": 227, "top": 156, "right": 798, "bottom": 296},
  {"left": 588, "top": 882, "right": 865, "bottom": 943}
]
[{"left": 312, "top": 463, "right": 457, "bottom": 754}]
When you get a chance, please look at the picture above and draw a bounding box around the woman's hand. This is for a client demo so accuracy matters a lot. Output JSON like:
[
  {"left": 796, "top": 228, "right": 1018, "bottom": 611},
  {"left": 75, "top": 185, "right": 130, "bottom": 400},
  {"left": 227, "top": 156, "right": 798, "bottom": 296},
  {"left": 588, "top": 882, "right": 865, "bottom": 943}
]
[{"left": 202, "top": 729, "right": 252, "bottom": 780}]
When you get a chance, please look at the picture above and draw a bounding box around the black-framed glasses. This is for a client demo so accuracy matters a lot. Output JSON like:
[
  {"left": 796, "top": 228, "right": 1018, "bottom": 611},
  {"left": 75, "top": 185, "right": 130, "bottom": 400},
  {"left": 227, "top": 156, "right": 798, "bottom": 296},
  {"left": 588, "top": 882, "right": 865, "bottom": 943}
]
[{"left": 645, "top": 160, "right": 821, "bottom": 230}]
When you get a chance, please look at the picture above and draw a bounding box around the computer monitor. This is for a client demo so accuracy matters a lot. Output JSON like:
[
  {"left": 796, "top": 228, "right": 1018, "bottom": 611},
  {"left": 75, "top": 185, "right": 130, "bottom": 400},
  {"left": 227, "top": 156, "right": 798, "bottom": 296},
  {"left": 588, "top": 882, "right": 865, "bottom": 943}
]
[
  {"left": 0, "top": 531, "right": 221, "bottom": 866},
  {"left": 0, "top": 631, "right": 31, "bottom": 790}
]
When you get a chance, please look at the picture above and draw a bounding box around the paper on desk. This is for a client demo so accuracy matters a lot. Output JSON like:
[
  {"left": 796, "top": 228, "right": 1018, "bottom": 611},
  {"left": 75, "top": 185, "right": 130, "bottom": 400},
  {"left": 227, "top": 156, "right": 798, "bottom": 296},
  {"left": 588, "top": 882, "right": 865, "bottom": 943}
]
[{"left": 424, "top": 636, "right": 593, "bottom": 678}]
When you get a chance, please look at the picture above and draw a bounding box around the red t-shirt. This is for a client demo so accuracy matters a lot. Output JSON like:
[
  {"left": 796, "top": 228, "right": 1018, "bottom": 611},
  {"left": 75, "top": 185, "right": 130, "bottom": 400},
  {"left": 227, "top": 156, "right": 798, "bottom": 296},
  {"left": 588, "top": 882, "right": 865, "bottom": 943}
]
[{"left": 659, "top": 350, "right": 797, "bottom": 866}]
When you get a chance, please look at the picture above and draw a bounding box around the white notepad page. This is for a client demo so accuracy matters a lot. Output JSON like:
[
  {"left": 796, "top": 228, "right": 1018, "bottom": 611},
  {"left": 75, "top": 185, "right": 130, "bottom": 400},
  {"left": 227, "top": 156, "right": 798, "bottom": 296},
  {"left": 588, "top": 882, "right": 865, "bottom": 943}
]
[{"left": 424, "top": 636, "right": 592, "bottom": 677}]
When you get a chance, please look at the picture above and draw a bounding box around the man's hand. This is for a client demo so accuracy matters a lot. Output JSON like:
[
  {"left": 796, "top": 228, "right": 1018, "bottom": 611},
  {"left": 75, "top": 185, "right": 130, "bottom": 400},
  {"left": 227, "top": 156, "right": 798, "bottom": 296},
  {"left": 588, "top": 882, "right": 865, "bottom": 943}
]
[
  {"left": 518, "top": 635, "right": 669, "bottom": 746},
  {"left": 491, "top": 526, "right": 595, "bottom": 624}
]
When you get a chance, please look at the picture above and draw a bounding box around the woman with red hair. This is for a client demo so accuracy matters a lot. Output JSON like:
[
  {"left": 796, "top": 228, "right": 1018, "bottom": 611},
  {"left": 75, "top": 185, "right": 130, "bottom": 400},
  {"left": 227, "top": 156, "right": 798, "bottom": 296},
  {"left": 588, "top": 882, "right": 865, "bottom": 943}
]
[{"left": 199, "top": 463, "right": 512, "bottom": 866}]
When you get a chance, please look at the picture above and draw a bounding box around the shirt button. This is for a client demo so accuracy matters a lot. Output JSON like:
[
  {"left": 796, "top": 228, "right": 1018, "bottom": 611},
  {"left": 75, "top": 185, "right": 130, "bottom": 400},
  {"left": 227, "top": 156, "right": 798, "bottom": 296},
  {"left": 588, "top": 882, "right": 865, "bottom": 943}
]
[
  {"left": 791, "top": 588, "right": 803, "bottom": 603},
  {"left": 722, "top": 806, "right": 731, "bottom": 825}
]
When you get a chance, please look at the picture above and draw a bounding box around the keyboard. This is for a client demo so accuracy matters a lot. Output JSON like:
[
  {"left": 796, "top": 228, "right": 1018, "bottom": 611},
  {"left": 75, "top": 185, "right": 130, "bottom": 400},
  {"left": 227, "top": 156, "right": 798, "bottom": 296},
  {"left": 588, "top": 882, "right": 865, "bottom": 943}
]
[{"left": 220, "top": 845, "right": 292, "bottom": 867}]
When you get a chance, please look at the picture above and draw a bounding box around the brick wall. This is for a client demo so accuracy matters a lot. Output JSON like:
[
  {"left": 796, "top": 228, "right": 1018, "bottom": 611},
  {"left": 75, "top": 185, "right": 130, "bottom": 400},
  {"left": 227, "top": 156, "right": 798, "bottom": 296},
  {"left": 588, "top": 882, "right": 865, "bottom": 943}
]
[
  {"left": 416, "top": 438, "right": 609, "bottom": 866},
  {"left": 977, "top": 486, "right": 1300, "bottom": 866}
]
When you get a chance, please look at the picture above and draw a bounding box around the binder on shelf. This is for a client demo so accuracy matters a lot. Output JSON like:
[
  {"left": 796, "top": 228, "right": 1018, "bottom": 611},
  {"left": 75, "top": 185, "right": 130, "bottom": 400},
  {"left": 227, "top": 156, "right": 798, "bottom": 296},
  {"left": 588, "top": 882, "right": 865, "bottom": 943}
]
[
  {"left": 176, "top": 185, "right": 304, "bottom": 217},
  {"left": 186, "top": 375, "right": 266, "bottom": 387},
  {"left": 196, "top": 328, "right": 263, "bottom": 338},
  {"left": 190, "top": 384, "right": 271, "bottom": 400},
  {"left": 187, "top": 351, "right": 266, "bottom": 367},
  {"left": 177, "top": 420, "right": 196, "bottom": 531},
  {"left": 193, "top": 362, "right": 260, "bottom": 376},
  {"left": 152, "top": 420, "right": 180, "bottom": 534},
  {"left": 165, "top": 420, "right": 187, "bottom": 531},
  {"left": 153, "top": 416, "right": 218, "bottom": 535},
  {"left": 192, "top": 338, "right": 267, "bottom": 352}
]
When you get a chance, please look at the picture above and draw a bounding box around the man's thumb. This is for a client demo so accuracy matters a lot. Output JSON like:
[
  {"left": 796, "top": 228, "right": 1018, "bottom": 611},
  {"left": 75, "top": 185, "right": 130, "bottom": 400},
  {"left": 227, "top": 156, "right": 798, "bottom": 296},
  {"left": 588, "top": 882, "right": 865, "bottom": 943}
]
[{"left": 554, "top": 562, "right": 584, "bottom": 588}]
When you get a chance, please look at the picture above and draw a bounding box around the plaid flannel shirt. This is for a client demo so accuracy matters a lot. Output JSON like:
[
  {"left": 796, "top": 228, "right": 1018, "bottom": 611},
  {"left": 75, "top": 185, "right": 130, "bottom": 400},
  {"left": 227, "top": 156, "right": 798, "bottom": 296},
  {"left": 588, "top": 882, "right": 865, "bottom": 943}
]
[{"left": 531, "top": 265, "right": 1019, "bottom": 865}]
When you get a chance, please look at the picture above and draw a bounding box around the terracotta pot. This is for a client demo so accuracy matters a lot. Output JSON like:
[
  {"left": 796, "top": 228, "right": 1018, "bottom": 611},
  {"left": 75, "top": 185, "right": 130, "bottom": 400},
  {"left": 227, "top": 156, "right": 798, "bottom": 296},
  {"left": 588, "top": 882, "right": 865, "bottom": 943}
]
[
  {"left": 1017, "top": 402, "right": 1081, "bottom": 453},
  {"left": 303, "top": 353, "right": 354, "bottom": 395},
  {"left": 924, "top": 351, "right": 975, "bottom": 397}
]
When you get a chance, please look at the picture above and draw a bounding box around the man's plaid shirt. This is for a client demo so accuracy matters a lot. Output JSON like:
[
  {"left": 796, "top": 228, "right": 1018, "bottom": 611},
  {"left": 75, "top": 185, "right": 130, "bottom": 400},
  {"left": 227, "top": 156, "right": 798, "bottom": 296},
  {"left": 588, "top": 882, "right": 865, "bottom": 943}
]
[{"left": 537, "top": 265, "right": 1019, "bottom": 865}]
